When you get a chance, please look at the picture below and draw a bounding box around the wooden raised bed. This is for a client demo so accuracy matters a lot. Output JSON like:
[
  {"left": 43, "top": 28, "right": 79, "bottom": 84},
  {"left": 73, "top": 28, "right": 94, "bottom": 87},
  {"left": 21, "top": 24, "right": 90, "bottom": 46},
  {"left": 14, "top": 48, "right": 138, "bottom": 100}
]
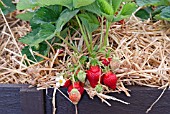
[
  {"left": 46, "top": 86, "right": 170, "bottom": 114},
  {"left": 0, "top": 84, "right": 44, "bottom": 114},
  {"left": 1, "top": 84, "right": 170, "bottom": 114}
]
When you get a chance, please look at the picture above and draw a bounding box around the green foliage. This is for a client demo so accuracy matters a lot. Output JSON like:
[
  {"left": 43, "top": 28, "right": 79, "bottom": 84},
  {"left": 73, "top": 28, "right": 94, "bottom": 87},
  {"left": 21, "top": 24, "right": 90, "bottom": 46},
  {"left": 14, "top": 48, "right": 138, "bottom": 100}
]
[
  {"left": 16, "top": 0, "right": 40, "bottom": 10},
  {"left": 17, "top": 0, "right": 95, "bottom": 10},
  {"left": 21, "top": 42, "right": 50, "bottom": 62},
  {"left": 31, "top": 6, "right": 62, "bottom": 24},
  {"left": 135, "top": 7, "right": 152, "bottom": 20},
  {"left": 112, "top": 0, "right": 122, "bottom": 13},
  {"left": 114, "top": 2, "right": 137, "bottom": 22},
  {"left": 136, "top": 0, "right": 170, "bottom": 6},
  {"left": 0, "top": 0, "right": 16, "bottom": 15},
  {"left": 55, "top": 9, "right": 79, "bottom": 32},
  {"left": 135, "top": 0, "right": 170, "bottom": 21},
  {"left": 19, "top": 23, "right": 56, "bottom": 46},
  {"left": 97, "top": 0, "right": 114, "bottom": 15},
  {"left": 154, "top": 6, "right": 170, "bottom": 21},
  {"left": 81, "top": 1, "right": 102, "bottom": 16},
  {"left": 16, "top": 0, "right": 137, "bottom": 62},
  {"left": 73, "top": 0, "right": 95, "bottom": 8},
  {"left": 135, "top": 0, "right": 160, "bottom": 6},
  {"left": 78, "top": 13, "right": 99, "bottom": 33},
  {"left": 17, "top": 0, "right": 71, "bottom": 10},
  {"left": 16, "top": 12, "right": 34, "bottom": 21}
]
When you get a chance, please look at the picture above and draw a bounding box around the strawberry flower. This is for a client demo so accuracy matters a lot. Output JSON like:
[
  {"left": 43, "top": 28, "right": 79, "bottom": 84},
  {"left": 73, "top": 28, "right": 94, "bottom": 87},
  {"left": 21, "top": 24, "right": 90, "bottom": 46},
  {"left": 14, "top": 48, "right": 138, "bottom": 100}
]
[{"left": 55, "top": 73, "right": 66, "bottom": 88}]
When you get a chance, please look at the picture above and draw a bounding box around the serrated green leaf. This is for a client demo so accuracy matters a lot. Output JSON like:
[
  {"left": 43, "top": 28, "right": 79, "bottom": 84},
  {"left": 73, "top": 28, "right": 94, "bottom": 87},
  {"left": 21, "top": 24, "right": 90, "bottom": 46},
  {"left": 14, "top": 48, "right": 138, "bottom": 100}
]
[
  {"left": 16, "top": 0, "right": 40, "bottom": 10},
  {"left": 21, "top": 42, "right": 50, "bottom": 62},
  {"left": 31, "top": 7, "right": 60, "bottom": 24},
  {"left": 17, "top": 0, "right": 73, "bottom": 10},
  {"left": 135, "top": 7, "right": 152, "bottom": 20},
  {"left": 97, "top": 0, "right": 114, "bottom": 15},
  {"left": 82, "top": 1, "right": 113, "bottom": 21},
  {"left": 112, "top": 0, "right": 122, "bottom": 13},
  {"left": 135, "top": 0, "right": 160, "bottom": 6},
  {"left": 114, "top": 3, "right": 137, "bottom": 22},
  {"left": 78, "top": 13, "right": 99, "bottom": 33},
  {"left": 19, "top": 23, "right": 56, "bottom": 46},
  {"left": 154, "top": 6, "right": 170, "bottom": 21},
  {"left": 81, "top": 1, "right": 102, "bottom": 16},
  {"left": 157, "top": 6, "right": 170, "bottom": 21},
  {"left": 120, "top": 3, "right": 137, "bottom": 16},
  {"left": 0, "top": 0, "right": 16, "bottom": 15},
  {"left": 16, "top": 12, "right": 34, "bottom": 21},
  {"left": 152, "top": 6, "right": 166, "bottom": 16},
  {"left": 135, "top": 0, "right": 170, "bottom": 7},
  {"left": 160, "top": 6, "right": 170, "bottom": 19},
  {"left": 38, "top": 0, "right": 73, "bottom": 9},
  {"left": 73, "top": 0, "right": 95, "bottom": 8},
  {"left": 55, "top": 9, "right": 79, "bottom": 32}
]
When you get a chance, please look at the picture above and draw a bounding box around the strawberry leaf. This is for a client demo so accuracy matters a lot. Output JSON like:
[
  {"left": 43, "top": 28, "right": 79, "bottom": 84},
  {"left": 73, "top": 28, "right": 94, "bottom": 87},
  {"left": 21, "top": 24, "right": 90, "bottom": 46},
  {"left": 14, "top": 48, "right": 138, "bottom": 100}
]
[
  {"left": 135, "top": 0, "right": 170, "bottom": 7},
  {"left": 21, "top": 41, "right": 50, "bottom": 62},
  {"left": 17, "top": 0, "right": 72, "bottom": 10},
  {"left": 19, "top": 23, "right": 56, "bottom": 46},
  {"left": 38, "top": 0, "right": 73, "bottom": 9},
  {"left": 16, "top": 0, "right": 40, "bottom": 10},
  {"left": 78, "top": 12, "right": 99, "bottom": 33},
  {"left": 154, "top": 6, "right": 170, "bottom": 21},
  {"left": 111, "top": 0, "right": 122, "bottom": 13},
  {"left": 114, "top": 3, "right": 137, "bottom": 22},
  {"left": 32, "top": 6, "right": 62, "bottom": 24},
  {"left": 55, "top": 9, "right": 79, "bottom": 32},
  {"left": 73, "top": 0, "right": 95, "bottom": 8},
  {"left": 81, "top": 1, "right": 102, "bottom": 16},
  {"left": 0, "top": 0, "right": 16, "bottom": 15},
  {"left": 16, "top": 12, "right": 34, "bottom": 21}
]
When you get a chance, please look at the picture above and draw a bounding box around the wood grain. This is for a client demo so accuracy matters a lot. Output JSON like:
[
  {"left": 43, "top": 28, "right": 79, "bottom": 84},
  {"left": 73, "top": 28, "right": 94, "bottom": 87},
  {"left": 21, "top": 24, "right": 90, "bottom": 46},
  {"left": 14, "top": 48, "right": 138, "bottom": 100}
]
[
  {"left": 0, "top": 84, "right": 44, "bottom": 114},
  {"left": 46, "top": 86, "right": 170, "bottom": 114}
]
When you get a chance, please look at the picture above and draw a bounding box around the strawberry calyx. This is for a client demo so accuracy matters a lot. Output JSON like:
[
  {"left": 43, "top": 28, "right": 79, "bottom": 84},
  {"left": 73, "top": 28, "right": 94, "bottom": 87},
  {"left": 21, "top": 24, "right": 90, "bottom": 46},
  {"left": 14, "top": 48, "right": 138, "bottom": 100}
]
[{"left": 68, "top": 82, "right": 84, "bottom": 95}]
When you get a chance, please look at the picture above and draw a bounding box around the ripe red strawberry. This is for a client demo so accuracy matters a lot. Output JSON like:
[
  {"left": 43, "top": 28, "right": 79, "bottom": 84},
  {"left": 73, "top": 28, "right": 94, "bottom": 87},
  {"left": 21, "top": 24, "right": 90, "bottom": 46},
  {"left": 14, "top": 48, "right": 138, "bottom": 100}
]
[
  {"left": 86, "top": 65, "right": 101, "bottom": 88},
  {"left": 63, "top": 79, "right": 71, "bottom": 88},
  {"left": 101, "top": 57, "right": 112, "bottom": 66},
  {"left": 68, "top": 82, "right": 84, "bottom": 95},
  {"left": 103, "top": 71, "right": 117, "bottom": 90},
  {"left": 119, "top": 19, "right": 125, "bottom": 25},
  {"left": 69, "top": 88, "right": 81, "bottom": 105}
]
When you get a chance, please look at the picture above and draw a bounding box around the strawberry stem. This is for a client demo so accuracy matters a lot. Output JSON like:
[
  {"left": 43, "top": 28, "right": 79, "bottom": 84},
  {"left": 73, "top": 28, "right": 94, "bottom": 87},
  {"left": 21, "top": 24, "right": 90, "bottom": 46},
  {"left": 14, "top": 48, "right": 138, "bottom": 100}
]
[
  {"left": 103, "top": 21, "right": 111, "bottom": 47},
  {"left": 75, "top": 15, "right": 91, "bottom": 55}
]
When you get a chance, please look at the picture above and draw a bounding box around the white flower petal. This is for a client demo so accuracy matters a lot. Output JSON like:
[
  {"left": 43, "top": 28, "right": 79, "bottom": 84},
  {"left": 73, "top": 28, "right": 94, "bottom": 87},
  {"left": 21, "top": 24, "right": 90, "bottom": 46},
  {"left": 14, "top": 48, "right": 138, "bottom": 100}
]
[
  {"left": 60, "top": 79, "right": 66, "bottom": 86},
  {"left": 56, "top": 83, "right": 60, "bottom": 87},
  {"left": 55, "top": 77, "right": 60, "bottom": 81}
]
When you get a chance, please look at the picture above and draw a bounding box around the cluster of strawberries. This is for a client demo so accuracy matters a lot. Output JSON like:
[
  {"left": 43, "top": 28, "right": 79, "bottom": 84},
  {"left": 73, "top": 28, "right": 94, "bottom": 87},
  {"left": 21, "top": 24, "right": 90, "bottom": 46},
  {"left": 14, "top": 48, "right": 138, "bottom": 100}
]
[{"left": 63, "top": 57, "right": 117, "bottom": 105}]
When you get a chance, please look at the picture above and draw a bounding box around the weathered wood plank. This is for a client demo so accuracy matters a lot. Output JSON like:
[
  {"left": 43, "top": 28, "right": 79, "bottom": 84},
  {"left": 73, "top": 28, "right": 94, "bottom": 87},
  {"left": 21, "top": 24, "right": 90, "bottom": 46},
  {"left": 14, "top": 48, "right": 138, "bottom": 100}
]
[
  {"left": 0, "top": 84, "right": 44, "bottom": 114},
  {"left": 20, "top": 87, "right": 45, "bottom": 114},
  {"left": 46, "top": 86, "right": 170, "bottom": 114}
]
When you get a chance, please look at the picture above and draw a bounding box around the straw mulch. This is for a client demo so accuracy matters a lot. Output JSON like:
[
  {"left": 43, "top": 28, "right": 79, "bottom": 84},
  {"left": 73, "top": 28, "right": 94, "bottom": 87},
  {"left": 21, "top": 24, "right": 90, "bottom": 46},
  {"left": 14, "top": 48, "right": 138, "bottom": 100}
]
[{"left": 0, "top": 11, "right": 170, "bottom": 92}]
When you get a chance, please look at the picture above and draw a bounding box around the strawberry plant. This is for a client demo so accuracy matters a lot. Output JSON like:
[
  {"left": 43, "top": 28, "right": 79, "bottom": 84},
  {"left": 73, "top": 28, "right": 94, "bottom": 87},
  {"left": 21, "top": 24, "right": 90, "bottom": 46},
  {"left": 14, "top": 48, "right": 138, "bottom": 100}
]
[
  {"left": 15, "top": 0, "right": 137, "bottom": 109},
  {"left": 16, "top": 0, "right": 137, "bottom": 62}
]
